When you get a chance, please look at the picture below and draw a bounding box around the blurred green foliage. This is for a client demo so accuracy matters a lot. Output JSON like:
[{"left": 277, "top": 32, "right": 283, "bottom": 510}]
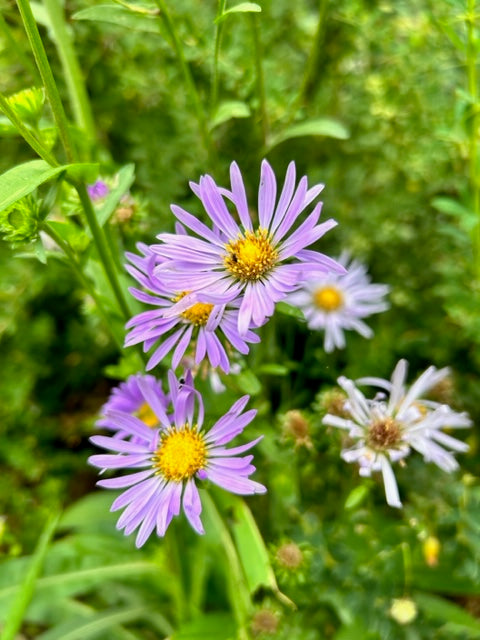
[{"left": 0, "top": 0, "right": 479, "bottom": 638}]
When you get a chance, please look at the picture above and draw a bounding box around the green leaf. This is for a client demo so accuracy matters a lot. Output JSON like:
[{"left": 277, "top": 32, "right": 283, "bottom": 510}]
[
  {"left": 215, "top": 2, "right": 261, "bottom": 22},
  {"left": 236, "top": 370, "right": 261, "bottom": 395},
  {"left": 210, "top": 101, "right": 251, "bottom": 130},
  {"left": 0, "top": 160, "right": 98, "bottom": 212},
  {"left": 73, "top": 5, "right": 159, "bottom": 34},
  {"left": 256, "top": 363, "right": 289, "bottom": 376},
  {"left": 344, "top": 484, "right": 370, "bottom": 510},
  {"left": 267, "top": 118, "right": 349, "bottom": 151},
  {"left": 230, "top": 498, "right": 276, "bottom": 595},
  {"left": 275, "top": 301, "right": 305, "bottom": 320},
  {"left": 172, "top": 613, "right": 236, "bottom": 640},
  {"left": 430, "top": 196, "right": 477, "bottom": 232},
  {"left": 47, "top": 220, "right": 90, "bottom": 252},
  {"left": 36, "top": 606, "right": 149, "bottom": 640},
  {"left": 0, "top": 514, "right": 59, "bottom": 640},
  {"left": 416, "top": 592, "right": 480, "bottom": 636},
  {"left": 96, "top": 164, "right": 136, "bottom": 227}
]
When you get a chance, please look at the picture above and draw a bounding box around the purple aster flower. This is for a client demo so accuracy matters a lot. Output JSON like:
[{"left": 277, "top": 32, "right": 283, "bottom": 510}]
[
  {"left": 87, "top": 179, "right": 110, "bottom": 201},
  {"left": 124, "top": 243, "right": 260, "bottom": 372},
  {"left": 89, "top": 370, "right": 266, "bottom": 546},
  {"left": 287, "top": 252, "right": 390, "bottom": 352},
  {"left": 152, "top": 160, "right": 345, "bottom": 334},
  {"left": 323, "top": 360, "right": 471, "bottom": 507},
  {"left": 97, "top": 373, "right": 169, "bottom": 440}
]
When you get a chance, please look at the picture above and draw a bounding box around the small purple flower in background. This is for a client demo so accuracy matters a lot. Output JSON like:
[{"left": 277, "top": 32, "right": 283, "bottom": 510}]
[
  {"left": 323, "top": 360, "right": 471, "bottom": 507},
  {"left": 89, "top": 370, "right": 266, "bottom": 546},
  {"left": 152, "top": 160, "right": 345, "bottom": 334},
  {"left": 87, "top": 179, "right": 110, "bottom": 201},
  {"left": 98, "top": 373, "right": 169, "bottom": 440},
  {"left": 287, "top": 252, "right": 390, "bottom": 352},
  {"left": 124, "top": 243, "right": 260, "bottom": 372}
]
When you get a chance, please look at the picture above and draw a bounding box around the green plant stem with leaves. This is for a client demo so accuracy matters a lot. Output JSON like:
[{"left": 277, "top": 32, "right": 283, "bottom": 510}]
[
  {"left": 466, "top": 0, "right": 480, "bottom": 282},
  {"left": 211, "top": 0, "right": 227, "bottom": 113},
  {"left": 43, "top": 0, "right": 96, "bottom": 147},
  {"left": 152, "top": 0, "right": 212, "bottom": 159},
  {"left": 251, "top": 14, "right": 268, "bottom": 147}
]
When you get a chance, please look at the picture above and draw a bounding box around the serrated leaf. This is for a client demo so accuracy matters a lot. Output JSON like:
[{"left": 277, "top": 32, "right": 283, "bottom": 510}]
[
  {"left": 0, "top": 161, "right": 98, "bottom": 212},
  {"left": 73, "top": 5, "right": 159, "bottom": 34},
  {"left": 268, "top": 118, "right": 349, "bottom": 151},
  {"left": 210, "top": 101, "right": 251, "bottom": 130},
  {"left": 215, "top": 2, "right": 261, "bottom": 22}
]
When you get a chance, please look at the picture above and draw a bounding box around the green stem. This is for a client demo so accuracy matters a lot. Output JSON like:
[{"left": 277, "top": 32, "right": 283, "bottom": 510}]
[
  {"left": 294, "top": 0, "right": 329, "bottom": 114},
  {"left": 153, "top": 0, "right": 211, "bottom": 153},
  {"left": 250, "top": 14, "right": 268, "bottom": 147},
  {"left": 211, "top": 0, "right": 227, "bottom": 113},
  {"left": 202, "top": 491, "right": 252, "bottom": 639},
  {"left": 164, "top": 528, "right": 188, "bottom": 624},
  {"left": 16, "top": 0, "right": 76, "bottom": 162},
  {"left": 0, "top": 92, "right": 58, "bottom": 165},
  {"left": 43, "top": 0, "right": 96, "bottom": 144},
  {"left": 76, "top": 183, "right": 132, "bottom": 321},
  {"left": 43, "top": 222, "right": 124, "bottom": 352},
  {"left": 466, "top": 0, "right": 480, "bottom": 280},
  {"left": 0, "top": 12, "right": 41, "bottom": 84},
  {"left": 401, "top": 542, "right": 412, "bottom": 594}
]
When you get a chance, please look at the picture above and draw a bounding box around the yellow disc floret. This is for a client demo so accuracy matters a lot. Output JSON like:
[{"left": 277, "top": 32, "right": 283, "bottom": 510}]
[
  {"left": 153, "top": 425, "right": 207, "bottom": 482},
  {"left": 173, "top": 291, "right": 214, "bottom": 326},
  {"left": 313, "top": 286, "right": 344, "bottom": 312},
  {"left": 224, "top": 228, "right": 278, "bottom": 281},
  {"left": 367, "top": 417, "right": 402, "bottom": 451},
  {"left": 137, "top": 402, "right": 159, "bottom": 428}
]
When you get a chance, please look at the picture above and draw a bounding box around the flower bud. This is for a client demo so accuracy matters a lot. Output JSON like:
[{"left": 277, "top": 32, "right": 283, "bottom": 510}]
[{"left": 0, "top": 195, "right": 41, "bottom": 245}]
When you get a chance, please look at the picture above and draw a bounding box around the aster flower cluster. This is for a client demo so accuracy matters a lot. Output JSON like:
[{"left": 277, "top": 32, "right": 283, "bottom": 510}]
[
  {"left": 89, "top": 160, "right": 472, "bottom": 547},
  {"left": 323, "top": 360, "right": 471, "bottom": 507}
]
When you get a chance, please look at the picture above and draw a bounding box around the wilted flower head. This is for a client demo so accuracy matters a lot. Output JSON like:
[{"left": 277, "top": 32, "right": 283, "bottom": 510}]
[
  {"left": 251, "top": 610, "right": 279, "bottom": 637},
  {"left": 125, "top": 243, "right": 260, "bottom": 372},
  {"left": 89, "top": 370, "right": 265, "bottom": 546},
  {"left": 152, "top": 160, "right": 344, "bottom": 334},
  {"left": 281, "top": 410, "right": 313, "bottom": 449},
  {"left": 0, "top": 195, "right": 41, "bottom": 245},
  {"left": 287, "top": 252, "right": 390, "bottom": 352},
  {"left": 323, "top": 360, "right": 471, "bottom": 507}
]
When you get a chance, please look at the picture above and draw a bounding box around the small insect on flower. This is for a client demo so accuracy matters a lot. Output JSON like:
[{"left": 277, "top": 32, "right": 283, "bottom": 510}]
[
  {"left": 287, "top": 252, "right": 390, "bottom": 352},
  {"left": 124, "top": 243, "right": 260, "bottom": 372},
  {"left": 152, "top": 160, "right": 345, "bottom": 335},
  {"left": 323, "top": 359, "right": 471, "bottom": 508},
  {"left": 89, "top": 370, "right": 265, "bottom": 546}
]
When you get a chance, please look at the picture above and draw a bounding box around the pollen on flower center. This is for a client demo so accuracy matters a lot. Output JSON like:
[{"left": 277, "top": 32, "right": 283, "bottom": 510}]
[
  {"left": 174, "top": 291, "right": 214, "bottom": 326},
  {"left": 313, "top": 286, "right": 344, "bottom": 312},
  {"left": 153, "top": 425, "right": 207, "bottom": 482},
  {"left": 224, "top": 228, "right": 278, "bottom": 281},
  {"left": 136, "top": 402, "right": 159, "bottom": 428},
  {"left": 367, "top": 417, "right": 402, "bottom": 450}
]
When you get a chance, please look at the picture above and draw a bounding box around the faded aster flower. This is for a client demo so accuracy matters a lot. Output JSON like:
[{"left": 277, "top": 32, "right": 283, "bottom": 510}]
[
  {"left": 287, "top": 252, "right": 390, "bottom": 352},
  {"left": 89, "top": 370, "right": 265, "bottom": 546},
  {"left": 152, "top": 160, "right": 344, "bottom": 334},
  {"left": 323, "top": 360, "right": 471, "bottom": 507},
  {"left": 97, "top": 373, "right": 169, "bottom": 439},
  {"left": 125, "top": 243, "right": 260, "bottom": 372}
]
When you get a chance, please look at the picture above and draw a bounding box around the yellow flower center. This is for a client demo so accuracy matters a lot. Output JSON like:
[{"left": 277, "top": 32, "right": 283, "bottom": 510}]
[
  {"left": 313, "top": 286, "right": 344, "bottom": 312},
  {"left": 136, "top": 402, "right": 159, "bottom": 428},
  {"left": 153, "top": 425, "right": 207, "bottom": 482},
  {"left": 174, "top": 291, "right": 214, "bottom": 326},
  {"left": 367, "top": 417, "right": 402, "bottom": 450},
  {"left": 224, "top": 228, "right": 278, "bottom": 281}
]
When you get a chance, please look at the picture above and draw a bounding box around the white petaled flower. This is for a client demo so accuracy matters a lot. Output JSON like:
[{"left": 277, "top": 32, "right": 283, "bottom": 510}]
[
  {"left": 323, "top": 360, "right": 471, "bottom": 507},
  {"left": 287, "top": 252, "right": 390, "bottom": 352}
]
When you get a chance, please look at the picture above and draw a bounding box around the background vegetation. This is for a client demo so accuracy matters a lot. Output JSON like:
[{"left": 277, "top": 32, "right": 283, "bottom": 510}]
[{"left": 0, "top": 0, "right": 479, "bottom": 638}]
